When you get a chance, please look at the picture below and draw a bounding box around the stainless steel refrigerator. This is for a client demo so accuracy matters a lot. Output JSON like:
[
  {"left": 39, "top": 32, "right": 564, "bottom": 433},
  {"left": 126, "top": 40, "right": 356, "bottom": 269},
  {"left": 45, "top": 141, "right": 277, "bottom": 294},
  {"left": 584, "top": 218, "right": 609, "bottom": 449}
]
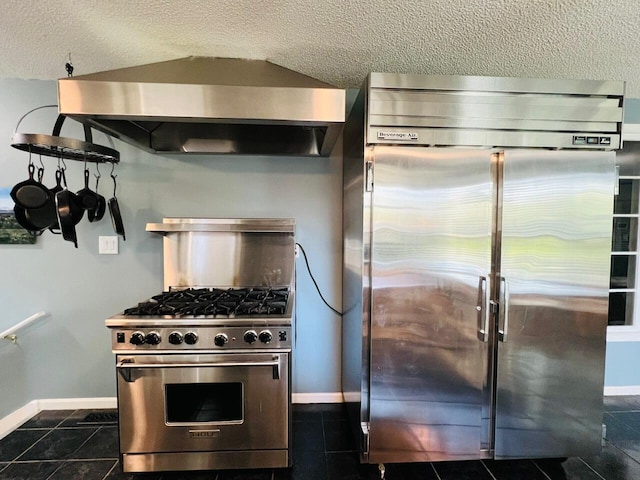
[{"left": 342, "top": 73, "right": 625, "bottom": 463}]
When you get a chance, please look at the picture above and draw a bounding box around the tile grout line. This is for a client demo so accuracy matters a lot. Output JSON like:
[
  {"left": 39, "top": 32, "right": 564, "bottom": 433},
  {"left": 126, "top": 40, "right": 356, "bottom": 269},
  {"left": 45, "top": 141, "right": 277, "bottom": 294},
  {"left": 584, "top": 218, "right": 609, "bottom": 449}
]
[
  {"left": 606, "top": 440, "right": 640, "bottom": 469},
  {"left": 11, "top": 427, "right": 55, "bottom": 463},
  {"left": 429, "top": 462, "right": 442, "bottom": 480},
  {"left": 530, "top": 458, "right": 553, "bottom": 480},
  {"left": 577, "top": 456, "right": 608, "bottom": 480},
  {"left": 43, "top": 415, "right": 102, "bottom": 480},
  {"left": 100, "top": 459, "right": 119, "bottom": 480},
  {"left": 480, "top": 459, "right": 499, "bottom": 480},
  {"left": 42, "top": 423, "right": 104, "bottom": 479}
]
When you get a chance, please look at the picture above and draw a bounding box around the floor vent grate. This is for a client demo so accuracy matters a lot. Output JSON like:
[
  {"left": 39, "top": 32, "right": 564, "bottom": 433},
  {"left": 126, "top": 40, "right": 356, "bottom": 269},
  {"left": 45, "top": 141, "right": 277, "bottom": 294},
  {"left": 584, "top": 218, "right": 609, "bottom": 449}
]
[{"left": 79, "top": 412, "right": 118, "bottom": 424}]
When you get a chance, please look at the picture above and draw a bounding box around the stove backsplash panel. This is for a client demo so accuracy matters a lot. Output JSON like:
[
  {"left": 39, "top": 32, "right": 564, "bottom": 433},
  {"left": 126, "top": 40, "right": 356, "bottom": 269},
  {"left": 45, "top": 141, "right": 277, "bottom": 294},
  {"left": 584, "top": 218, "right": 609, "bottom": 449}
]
[{"left": 148, "top": 218, "right": 295, "bottom": 290}]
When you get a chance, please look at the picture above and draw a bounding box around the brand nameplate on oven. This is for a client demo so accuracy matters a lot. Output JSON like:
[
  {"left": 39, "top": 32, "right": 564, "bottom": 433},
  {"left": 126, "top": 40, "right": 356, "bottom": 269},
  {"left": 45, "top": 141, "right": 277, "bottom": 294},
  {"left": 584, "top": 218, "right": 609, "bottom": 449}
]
[
  {"left": 190, "top": 430, "right": 220, "bottom": 439},
  {"left": 377, "top": 131, "right": 418, "bottom": 141}
]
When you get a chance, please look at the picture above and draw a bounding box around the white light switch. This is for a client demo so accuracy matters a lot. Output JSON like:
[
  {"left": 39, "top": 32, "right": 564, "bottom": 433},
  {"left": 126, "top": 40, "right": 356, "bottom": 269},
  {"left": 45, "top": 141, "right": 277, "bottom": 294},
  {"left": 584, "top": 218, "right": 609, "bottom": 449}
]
[{"left": 99, "top": 236, "right": 119, "bottom": 255}]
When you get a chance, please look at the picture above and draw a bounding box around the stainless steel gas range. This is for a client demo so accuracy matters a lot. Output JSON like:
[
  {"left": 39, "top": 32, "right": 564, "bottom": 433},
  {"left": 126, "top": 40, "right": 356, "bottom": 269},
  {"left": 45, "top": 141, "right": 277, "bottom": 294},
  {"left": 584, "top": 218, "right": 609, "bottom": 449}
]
[{"left": 105, "top": 218, "right": 295, "bottom": 474}]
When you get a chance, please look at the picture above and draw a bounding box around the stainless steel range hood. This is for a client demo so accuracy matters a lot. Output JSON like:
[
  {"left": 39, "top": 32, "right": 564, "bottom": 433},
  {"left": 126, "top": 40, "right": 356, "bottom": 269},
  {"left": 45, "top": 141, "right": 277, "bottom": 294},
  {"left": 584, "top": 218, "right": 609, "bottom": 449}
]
[{"left": 57, "top": 57, "right": 346, "bottom": 156}]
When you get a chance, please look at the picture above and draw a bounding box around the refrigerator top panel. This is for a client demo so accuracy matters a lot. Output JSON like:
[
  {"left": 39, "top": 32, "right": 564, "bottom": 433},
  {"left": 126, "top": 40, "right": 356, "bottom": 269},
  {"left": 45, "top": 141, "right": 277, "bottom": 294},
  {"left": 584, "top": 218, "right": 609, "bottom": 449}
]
[{"left": 366, "top": 73, "right": 624, "bottom": 150}]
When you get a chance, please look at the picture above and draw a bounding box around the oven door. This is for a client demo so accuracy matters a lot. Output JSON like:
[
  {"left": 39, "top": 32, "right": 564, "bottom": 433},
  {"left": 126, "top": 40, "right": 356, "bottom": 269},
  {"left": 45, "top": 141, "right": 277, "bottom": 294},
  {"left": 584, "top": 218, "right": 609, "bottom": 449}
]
[{"left": 116, "top": 352, "right": 289, "bottom": 454}]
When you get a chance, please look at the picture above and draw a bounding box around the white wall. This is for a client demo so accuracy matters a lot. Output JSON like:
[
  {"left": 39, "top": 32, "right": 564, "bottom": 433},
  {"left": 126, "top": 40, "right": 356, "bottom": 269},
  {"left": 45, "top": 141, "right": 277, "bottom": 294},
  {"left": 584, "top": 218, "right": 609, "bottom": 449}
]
[{"left": 0, "top": 79, "right": 343, "bottom": 418}]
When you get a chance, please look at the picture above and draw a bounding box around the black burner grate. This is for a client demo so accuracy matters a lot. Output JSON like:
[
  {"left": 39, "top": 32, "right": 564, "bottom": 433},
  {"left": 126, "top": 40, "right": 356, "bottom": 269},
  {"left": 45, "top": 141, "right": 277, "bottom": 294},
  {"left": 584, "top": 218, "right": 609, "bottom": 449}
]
[{"left": 123, "top": 287, "right": 290, "bottom": 317}]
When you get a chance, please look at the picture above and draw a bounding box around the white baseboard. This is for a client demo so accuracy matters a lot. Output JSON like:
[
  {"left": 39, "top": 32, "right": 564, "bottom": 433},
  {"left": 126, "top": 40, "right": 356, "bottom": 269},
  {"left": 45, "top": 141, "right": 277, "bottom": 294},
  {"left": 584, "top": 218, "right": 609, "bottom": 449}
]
[
  {"left": 292, "top": 392, "right": 343, "bottom": 404},
  {"left": 0, "top": 397, "right": 117, "bottom": 441},
  {"left": 37, "top": 397, "right": 117, "bottom": 410},
  {"left": 0, "top": 400, "right": 39, "bottom": 441},
  {"left": 604, "top": 386, "right": 640, "bottom": 396}
]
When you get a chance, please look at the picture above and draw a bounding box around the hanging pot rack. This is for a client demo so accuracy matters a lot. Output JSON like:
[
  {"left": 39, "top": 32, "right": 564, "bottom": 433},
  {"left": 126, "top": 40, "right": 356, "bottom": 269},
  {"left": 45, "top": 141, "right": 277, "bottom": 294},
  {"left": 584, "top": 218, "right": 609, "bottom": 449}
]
[{"left": 10, "top": 105, "right": 119, "bottom": 164}]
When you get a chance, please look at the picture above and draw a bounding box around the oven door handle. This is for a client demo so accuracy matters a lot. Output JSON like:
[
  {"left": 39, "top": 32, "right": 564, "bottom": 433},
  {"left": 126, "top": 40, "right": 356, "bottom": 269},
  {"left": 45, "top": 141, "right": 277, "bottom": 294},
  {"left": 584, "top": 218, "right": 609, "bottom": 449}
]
[{"left": 116, "top": 359, "right": 281, "bottom": 382}]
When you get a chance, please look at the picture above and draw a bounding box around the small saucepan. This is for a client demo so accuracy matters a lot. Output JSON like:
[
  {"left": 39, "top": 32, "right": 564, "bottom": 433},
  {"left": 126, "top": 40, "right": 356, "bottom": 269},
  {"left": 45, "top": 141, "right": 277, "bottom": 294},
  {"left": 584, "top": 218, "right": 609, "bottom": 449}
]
[
  {"left": 11, "top": 162, "right": 51, "bottom": 209},
  {"left": 108, "top": 172, "right": 125, "bottom": 241}
]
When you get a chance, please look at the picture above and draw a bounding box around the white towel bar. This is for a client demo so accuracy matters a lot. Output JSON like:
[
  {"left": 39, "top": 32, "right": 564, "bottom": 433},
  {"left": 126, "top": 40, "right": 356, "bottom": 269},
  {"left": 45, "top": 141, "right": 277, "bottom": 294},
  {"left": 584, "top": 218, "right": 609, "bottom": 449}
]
[{"left": 1, "top": 312, "right": 48, "bottom": 343}]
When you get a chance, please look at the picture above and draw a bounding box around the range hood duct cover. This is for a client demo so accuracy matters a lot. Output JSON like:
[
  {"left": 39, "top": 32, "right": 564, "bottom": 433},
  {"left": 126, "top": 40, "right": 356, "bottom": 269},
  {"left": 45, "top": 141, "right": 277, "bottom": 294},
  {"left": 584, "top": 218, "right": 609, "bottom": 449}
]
[{"left": 57, "top": 57, "right": 346, "bottom": 156}]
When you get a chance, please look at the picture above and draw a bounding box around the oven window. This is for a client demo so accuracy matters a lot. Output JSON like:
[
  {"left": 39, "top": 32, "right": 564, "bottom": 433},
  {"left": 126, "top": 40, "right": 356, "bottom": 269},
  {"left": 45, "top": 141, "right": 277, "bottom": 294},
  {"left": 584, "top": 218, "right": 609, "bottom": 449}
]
[{"left": 165, "top": 383, "right": 243, "bottom": 423}]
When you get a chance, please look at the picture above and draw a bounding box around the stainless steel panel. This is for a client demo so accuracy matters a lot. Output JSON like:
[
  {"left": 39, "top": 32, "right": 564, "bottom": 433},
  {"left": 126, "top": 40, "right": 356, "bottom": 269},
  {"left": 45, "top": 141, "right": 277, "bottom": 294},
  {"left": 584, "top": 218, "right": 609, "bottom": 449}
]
[
  {"left": 369, "top": 73, "right": 625, "bottom": 96},
  {"left": 368, "top": 146, "right": 493, "bottom": 462},
  {"left": 370, "top": 90, "right": 622, "bottom": 108},
  {"left": 117, "top": 353, "right": 289, "bottom": 454},
  {"left": 494, "top": 150, "right": 614, "bottom": 458},
  {"left": 367, "top": 126, "right": 621, "bottom": 150},
  {"left": 342, "top": 85, "right": 368, "bottom": 448},
  {"left": 369, "top": 114, "right": 616, "bottom": 134},
  {"left": 122, "top": 450, "right": 289, "bottom": 472},
  {"left": 152, "top": 218, "right": 295, "bottom": 290},
  {"left": 366, "top": 73, "right": 624, "bottom": 150},
  {"left": 109, "top": 325, "right": 292, "bottom": 352},
  {"left": 370, "top": 99, "right": 622, "bottom": 123},
  {"left": 147, "top": 218, "right": 295, "bottom": 233}
]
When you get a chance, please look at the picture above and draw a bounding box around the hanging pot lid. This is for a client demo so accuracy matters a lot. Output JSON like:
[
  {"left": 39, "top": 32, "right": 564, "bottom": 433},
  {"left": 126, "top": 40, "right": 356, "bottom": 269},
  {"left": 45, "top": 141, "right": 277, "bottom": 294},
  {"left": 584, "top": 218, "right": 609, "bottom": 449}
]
[{"left": 10, "top": 105, "right": 119, "bottom": 164}]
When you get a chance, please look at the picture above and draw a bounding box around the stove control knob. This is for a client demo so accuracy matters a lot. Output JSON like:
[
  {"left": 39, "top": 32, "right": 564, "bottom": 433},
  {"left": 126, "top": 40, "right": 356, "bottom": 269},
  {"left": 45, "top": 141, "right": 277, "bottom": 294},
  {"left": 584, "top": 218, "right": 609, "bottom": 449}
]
[
  {"left": 244, "top": 330, "right": 258, "bottom": 344},
  {"left": 214, "top": 333, "right": 228, "bottom": 347},
  {"left": 184, "top": 332, "right": 199, "bottom": 345},
  {"left": 130, "top": 332, "right": 145, "bottom": 345},
  {"left": 145, "top": 332, "right": 161, "bottom": 345},
  {"left": 168, "top": 332, "right": 183, "bottom": 345},
  {"left": 258, "top": 330, "right": 273, "bottom": 344}
]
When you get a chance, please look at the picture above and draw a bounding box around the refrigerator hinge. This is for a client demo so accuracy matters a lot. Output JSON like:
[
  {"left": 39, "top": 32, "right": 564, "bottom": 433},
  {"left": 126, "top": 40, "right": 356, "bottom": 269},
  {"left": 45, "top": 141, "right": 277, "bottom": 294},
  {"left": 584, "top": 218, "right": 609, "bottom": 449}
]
[
  {"left": 366, "top": 161, "right": 374, "bottom": 192},
  {"left": 361, "top": 421, "right": 371, "bottom": 457}
]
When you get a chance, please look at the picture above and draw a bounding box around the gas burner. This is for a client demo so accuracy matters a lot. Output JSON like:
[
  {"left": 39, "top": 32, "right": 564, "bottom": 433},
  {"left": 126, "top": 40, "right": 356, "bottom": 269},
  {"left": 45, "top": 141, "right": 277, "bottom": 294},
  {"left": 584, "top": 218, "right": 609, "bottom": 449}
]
[{"left": 123, "top": 287, "right": 290, "bottom": 317}]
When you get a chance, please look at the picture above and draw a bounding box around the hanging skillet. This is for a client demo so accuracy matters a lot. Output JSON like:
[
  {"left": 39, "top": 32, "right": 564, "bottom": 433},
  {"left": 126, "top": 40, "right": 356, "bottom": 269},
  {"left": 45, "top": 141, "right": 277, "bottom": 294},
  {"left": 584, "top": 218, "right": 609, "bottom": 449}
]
[
  {"left": 22, "top": 165, "right": 58, "bottom": 232},
  {"left": 88, "top": 165, "right": 106, "bottom": 223},
  {"left": 55, "top": 168, "right": 84, "bottom": 248},
  {"left": 11, "top": 159, "right": 51, "bottom": 210},
  {"left": 108, "top": 167, "right": 125, "bottom": 241},
  {"left": 13, "top": 166, "right": 48, "bottom": 234}
]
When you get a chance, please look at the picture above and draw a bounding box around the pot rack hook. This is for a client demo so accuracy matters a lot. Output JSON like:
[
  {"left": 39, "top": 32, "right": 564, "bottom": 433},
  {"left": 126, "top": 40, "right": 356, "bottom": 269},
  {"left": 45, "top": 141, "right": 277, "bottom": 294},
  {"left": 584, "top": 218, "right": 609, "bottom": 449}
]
[
  {"left": 65, "top": 53, "right": 74, "bottom": 77},
  {"left": 110, "top": 164, "right": 118, "bottom": 197}
]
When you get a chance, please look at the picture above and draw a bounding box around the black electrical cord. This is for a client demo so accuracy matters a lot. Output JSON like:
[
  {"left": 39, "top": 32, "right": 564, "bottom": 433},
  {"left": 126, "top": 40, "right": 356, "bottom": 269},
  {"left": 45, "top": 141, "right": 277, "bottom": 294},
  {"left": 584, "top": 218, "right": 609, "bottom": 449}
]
[{"left": 296, "top": 242, "right": 342, "bottom": 316}]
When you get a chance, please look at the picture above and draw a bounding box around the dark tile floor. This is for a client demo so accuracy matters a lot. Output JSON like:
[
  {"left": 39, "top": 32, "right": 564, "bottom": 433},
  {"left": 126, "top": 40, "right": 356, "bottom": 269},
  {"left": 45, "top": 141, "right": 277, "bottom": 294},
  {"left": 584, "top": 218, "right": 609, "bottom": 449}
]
[{"left": 2, "top": 397, "right": 640, "bottom": 479}]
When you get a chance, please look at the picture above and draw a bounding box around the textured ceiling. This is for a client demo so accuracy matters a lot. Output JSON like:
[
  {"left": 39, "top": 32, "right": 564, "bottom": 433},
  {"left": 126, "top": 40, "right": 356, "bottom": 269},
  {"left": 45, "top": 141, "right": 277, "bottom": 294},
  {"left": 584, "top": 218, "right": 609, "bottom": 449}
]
[{"left": 2, "top": 0, "right": 640, "bottom": 95}]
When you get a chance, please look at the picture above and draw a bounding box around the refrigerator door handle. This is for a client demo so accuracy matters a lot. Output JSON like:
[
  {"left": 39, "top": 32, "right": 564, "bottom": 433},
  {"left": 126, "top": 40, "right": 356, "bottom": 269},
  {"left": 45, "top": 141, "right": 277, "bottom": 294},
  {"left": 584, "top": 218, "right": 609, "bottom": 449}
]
[
  {"left": 477, "top": 275, "right": 490, "bottom": 342},
  {"left": 498, "top": 276, "right": 509, "bottom": 342}
]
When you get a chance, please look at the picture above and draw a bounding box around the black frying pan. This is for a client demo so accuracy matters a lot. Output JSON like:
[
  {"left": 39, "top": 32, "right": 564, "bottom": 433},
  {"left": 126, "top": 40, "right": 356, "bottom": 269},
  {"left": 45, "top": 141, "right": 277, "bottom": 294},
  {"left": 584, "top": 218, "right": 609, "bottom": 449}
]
[
  {"left": 88, "top": 173, "right": 106, "bottom": 223},
  {"left": 108, "top": 173, "right": 125, "bottom": 240},
  {"left": 76, "top": 168, "right": 98, "bottom": 213},
  {"left": 11, "top": 163, "right": 50, "bottom": 209},
  {"left": 13, "top": 204, "right": 45, "bottom": 234},
  {"left": 55, "top": 170, "right": 84, "bottom": 248},
  {"left": 24, "top": 168, "right": 60, "bottom": 232},
  {"left": 46, "top": 170, "right": 64, "bottom": 233}
]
